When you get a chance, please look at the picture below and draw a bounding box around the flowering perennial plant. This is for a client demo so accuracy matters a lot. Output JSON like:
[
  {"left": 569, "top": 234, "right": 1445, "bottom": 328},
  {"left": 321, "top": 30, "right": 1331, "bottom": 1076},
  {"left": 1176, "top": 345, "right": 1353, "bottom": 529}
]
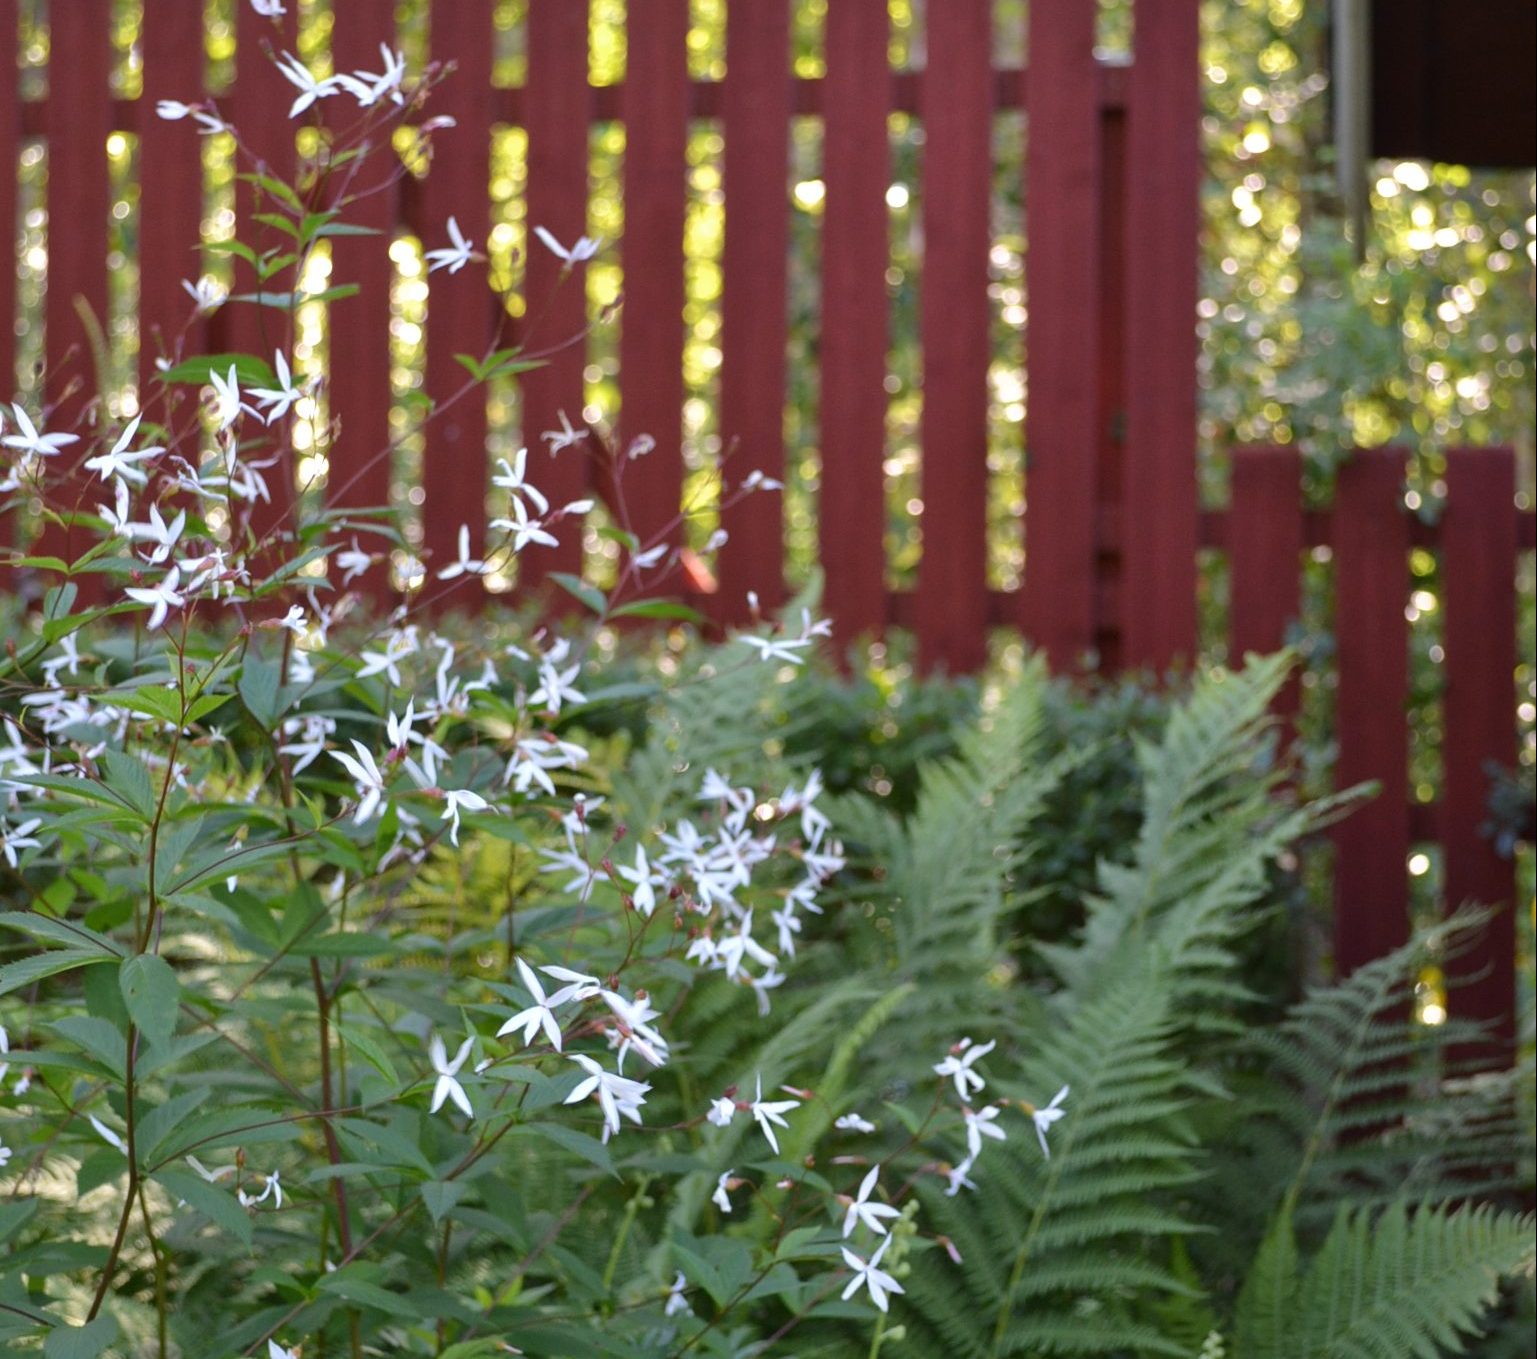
[{"left": 0, "top": 38, "right": 1073, "bottom": 1358}]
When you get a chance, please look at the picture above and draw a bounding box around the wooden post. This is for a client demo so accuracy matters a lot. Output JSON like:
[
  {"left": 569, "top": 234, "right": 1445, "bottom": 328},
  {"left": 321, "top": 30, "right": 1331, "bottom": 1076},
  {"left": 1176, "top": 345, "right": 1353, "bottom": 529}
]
[
  {"left": 229, "top": 0, "right": 300, "bottom": 542},
  {"left": 138, "top": 1, "right": 206, "bottom": 392},
  {"left": 521, "top": 0, "right": 594, "bottom": 588},
  {"left": 1333, "top": 447, "right": 1410, "bottom": 976},
  {"left": 1022, "top": 1, "right": 1100, "bottom": 669},
  {"left": 328, "top": 0, "right": 399, "bottom": 602},
  {"left": 618, "top": 0, "right": 689, "bottom": 548},
  {"left": 718, "top": 0, "right": 791, "bottom": 621},
  {"left": 915, "top": 0, "right": 991, "bottom": 674},
  {"left": 422, "top": 0, "right": 495, "bottom": 596},
  {"left": 38, "top": 0, "right": 112, "bottom": 583},
  {"left": 1441, "top": 446, "right": 1518, "bottom": 1059},
  {"left": 819, "top": 0, "right": 890, "bottom": 652},
  {"left": 1121, "top": 0, "right": 1201, "bottom": 671},
  {"left": 1229, "top": 445, "right": 1304, "bottom": 730}
]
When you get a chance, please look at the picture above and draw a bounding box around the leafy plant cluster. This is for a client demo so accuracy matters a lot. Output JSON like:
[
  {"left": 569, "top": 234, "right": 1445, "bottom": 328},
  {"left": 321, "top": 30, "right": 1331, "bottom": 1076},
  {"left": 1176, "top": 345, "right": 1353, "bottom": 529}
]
[{"left": 0, "top": 27, "right": 1531, "bottom": 1359}]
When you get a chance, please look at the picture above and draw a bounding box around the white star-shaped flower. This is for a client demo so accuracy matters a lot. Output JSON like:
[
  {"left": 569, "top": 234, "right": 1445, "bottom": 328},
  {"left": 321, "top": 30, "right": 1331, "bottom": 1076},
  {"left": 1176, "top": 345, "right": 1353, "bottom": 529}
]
[
  {"left": 2, "top": 403, "right": 78, "bottom": 458},
  {"left": 841, "top": 1166, "right": 900, "bottom": 1238},
  {"left": 532, "top": 225, "right": 602, "bottom": 266},
  {"left": 425, "top": 216, "right": 476, "bottom": 274},
  {"left": 748, "top": 1073, "right": 799, "bottom": 1155},
  {"left": 83, "top": 415, "right": 162, "bottom": 486},
  {"left": 840, "top": 1234, "right": 903, "bottom": 1313},
  {"left": 1029, "top": 1085, "right": 1069, "bottom": 1157},
  {"left": 497, "top": 957, "right": 567, "bottom": 1051},
  {"left": 428, "top": 1034, "right": 474, "bottom": 1119},
  {"left": 933, "top": 1038, "right": 995, "bottom": 1102}
]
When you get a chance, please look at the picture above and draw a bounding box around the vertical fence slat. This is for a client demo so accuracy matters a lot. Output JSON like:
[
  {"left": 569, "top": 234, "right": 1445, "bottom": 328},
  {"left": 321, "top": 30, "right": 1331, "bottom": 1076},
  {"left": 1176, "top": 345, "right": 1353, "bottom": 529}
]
[
  {"left": 1333, "top": 447, "right": 1411, "bottom": 976},
  {"left": 423, "top": 0, "right": 494, "bottom": 592},
  {"left": 618, "top": 0, "right": 689, "bottom": 549},
  {"left": 139, "top": 1, "right": 206, "bottom": 391},
  {"left": 1441, "top": 446, "right": 1518, "bottom": 1057},
  {"left": 1022, "top": 1, "right": 1100, "bottom": 669},
  {"left": 0, "top": 0, "right": 17, "bottom": 402},
  {"left": 819, "top": 0, "right": 889, "bottom": 649},
  {"left": 1229, "top": 445, "right": 1304, "bottom": 728},
  {"left": 229, "top": 3, "right": 300, "bottom": 538},
  {"left": 39, "top": 0, "right": 111, "bottom": 580},
  {"left": 1094, "top": 94, "right": 1128, "bottom": 671},
  {"left": 328, "top": 0, "right": 399, "bottom": 600},
  {"left": 520, "top": 0, "right": 592, "bottom": 588},
  {"left": 717, "top": 0, "right": 790, "bottom": 620},
  {"left": 915, "top": 0, "right": 991, "bottom": 673},
  {"left": 1120, "top": 0, "right": 1201, "bottom": 670}
]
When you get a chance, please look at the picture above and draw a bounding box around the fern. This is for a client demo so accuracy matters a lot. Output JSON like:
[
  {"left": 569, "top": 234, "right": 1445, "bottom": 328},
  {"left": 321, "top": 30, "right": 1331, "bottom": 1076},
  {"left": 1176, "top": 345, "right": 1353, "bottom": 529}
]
[
  {"left": 1236, "top": 1198, "right": 1535, "bottom": 1359},
  {"left": 1223, "top": 909, "right": 1535, "bottom": 1240}
]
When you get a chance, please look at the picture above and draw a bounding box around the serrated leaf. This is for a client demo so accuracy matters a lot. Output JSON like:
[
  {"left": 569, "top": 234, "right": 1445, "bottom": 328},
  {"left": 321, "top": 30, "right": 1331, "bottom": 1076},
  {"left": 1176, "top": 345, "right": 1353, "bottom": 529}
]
[
  {"left": 421, "top": 1180, "right": 467, "bottom": 1224},
  {"left": 119, "top": 954, "right": 180, "bottom": 1049},
  {"left": 0, "top": 911, "right": 120, "bottom": 957},
  {"left": 521, "top": 1121, "right": 613, "bottom": 1175},
  {"left": 98, "top": 749, "right": 158, "bottom": 820},
  {"left": 157, "top": 353, "right": 278, "bottom": 389},
  {"left": 336, "top": 1023, "right": 401, "bottom": 1088},
  {"left": 238, "top": 647, "right": 283, "bottom": 728},
  {"left": 0, "top": 949, "right": 114, "bottom": 997},
  {"left": 48, "top": 1015, "right": 127, "bottom": 1078},
  {"left": 136, "top": 1089, "right": 212, "bottom": 1164},
  {"left": 152, "top": 1168, "right": 253, "bottom": 1246},
  {"left": 547, "top": 572, "right": 606, "bottom": 615},
  {"left": 44, "top": 1316, "right": 118, "bottom": 1359}
]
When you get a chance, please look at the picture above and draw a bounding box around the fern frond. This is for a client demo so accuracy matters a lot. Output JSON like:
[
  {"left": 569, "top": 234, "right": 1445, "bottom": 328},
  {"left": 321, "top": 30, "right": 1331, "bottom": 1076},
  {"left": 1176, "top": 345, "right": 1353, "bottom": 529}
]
[{"left": 1288, "top": 1200, "right": 1535, "bottom": 1359}]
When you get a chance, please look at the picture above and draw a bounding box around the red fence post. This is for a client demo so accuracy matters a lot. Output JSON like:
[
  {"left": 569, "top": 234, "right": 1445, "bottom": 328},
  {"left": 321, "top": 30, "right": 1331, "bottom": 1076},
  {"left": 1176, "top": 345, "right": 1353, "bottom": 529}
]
[
  {"left": 139, "top": 2, "right": 206, "bottom": 393},
  {"left": 38, "top": 0, "right": 111, "bottom": 584},
  {"left": 819, "top": 0, "right": 890, "bottom": 653},
  {"left": 422, "top": 0, "right": 495, "bottom": 596},
  {"left": 1022, "top": 1, "right": 1101, "bottom": 670},
  {"left": 1121, "top": 0, "right": 1201, "bottom": 671},
  {"left": 717, "top": 0, "right": 791, "bottom": 622},
  {"left": 521, "top": 0, "right": 593, "bottom": 588},
  {"left": 1229, "top": 445, "right": 1304, "bottom": 729},
  {"left": 0, "top": 1, "right": 15, "bottom": 412},
  {"left": 1333, "top": 447, "right": 1411, "bottom": 976},
  {"left": 915, "top": 0, "right": 991, "bottom": 674},
  {"left": 327, "top": 0, "right": 400, "bottom": 602},
  {"left": 228, "top": 1, "right": 300, "bottom": 542},
  {"left": 1441, "top": 446, "right": 1518, "bottom": 1059},
  {"left": 618, "top": 0, "right": 689, "bottom": 550}
]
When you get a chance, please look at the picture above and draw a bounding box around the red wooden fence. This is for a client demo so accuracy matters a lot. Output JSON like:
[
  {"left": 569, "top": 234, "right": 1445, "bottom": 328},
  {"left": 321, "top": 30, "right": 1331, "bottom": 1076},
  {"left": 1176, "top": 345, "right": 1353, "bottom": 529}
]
[{"left": 2, "top": 4, "right": 1532, "bottom": 1054}]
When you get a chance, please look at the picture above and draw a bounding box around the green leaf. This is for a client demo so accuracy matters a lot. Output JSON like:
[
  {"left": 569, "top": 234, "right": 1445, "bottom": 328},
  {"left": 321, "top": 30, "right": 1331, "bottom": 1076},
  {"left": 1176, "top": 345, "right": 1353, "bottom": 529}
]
[
  {"left": 317, "top": 1269, "right": 425, "bottom": 1316},
  {"left": 607, "top": 599, "right": 707, "bottom": 624},
  {"left": 98, "top": 749, "right": 158, "bottom": 821},
  {"left": 547, "top": 572, "right": 607, "bottom": 615},
  {"left": 521, "top": 1121, "right": 613, "bottom": 1175},
  {"left": 312, "top": 220, "right": 384, "bottom": 238},
  {"left": 43, "top": 581, "right": 77, "bottom": 621},
  {"left": 0, "top": 911, "right": 120, "bottom": 958},
  {"left": 119, "top": 954, "right": 180, "bottom": 1049},
  {"left": 136, "top": 1089, "right": 212, "bottom": 1163},
  {"left": 157, "top": 353, "right": 278, "bottom": 389},
  {"left": 0, "top": 949, "right": 113, "bottom": 997},
  {"left": 238, "top": 648, "right": 283, "bottom": 728},
  {"left": 421, "top": 1180, "right": 467, "bottom": 1224},
  {"left": 0, "top": 1197, "right": 39, "bottom": 1245},
  {"left": 48, "top": 1015, "right": 127, "bottom": 1078},
  {"left": 44, "top": 1316, "right": 118, "bottom": 1359},
  {"left": 336, "top": 1023, "right": 401, "bottom": 1088},
  {"left": 152, "top": 1168, "right": 253, "bottom": 1246}
]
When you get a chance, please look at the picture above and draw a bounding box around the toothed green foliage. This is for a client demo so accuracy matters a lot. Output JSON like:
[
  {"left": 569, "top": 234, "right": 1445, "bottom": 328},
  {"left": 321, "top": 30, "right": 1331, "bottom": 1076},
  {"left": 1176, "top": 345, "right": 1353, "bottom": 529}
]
[
  {"left": 1236, "top": 1199, "right": 1536, "bottom": 1359},
  {"left": 847, "top": 654, "right": 1533, "bottom": 1358}
]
